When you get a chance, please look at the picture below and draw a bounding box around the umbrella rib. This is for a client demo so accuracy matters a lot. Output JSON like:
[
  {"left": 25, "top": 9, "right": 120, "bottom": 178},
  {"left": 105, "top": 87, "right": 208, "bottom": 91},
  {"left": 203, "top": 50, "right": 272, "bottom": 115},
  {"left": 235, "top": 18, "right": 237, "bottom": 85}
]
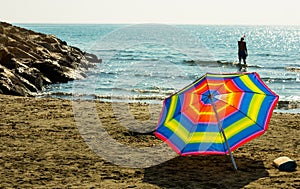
[{"left": 215, "top": 92, "right": 267, "bottom": 130}]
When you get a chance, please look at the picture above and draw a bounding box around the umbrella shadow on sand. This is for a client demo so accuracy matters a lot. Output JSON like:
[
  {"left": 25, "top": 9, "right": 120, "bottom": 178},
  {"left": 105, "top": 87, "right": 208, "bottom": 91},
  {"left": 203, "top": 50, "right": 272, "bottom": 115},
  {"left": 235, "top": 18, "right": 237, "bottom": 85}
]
[{"left": 143, "top": 155, "right": 268, "bottom": 189}]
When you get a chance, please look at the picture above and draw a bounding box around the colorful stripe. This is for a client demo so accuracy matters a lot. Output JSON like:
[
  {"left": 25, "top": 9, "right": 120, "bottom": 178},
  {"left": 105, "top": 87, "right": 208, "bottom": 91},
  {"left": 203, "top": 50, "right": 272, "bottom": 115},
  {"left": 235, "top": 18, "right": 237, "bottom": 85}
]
[{"left": 155, "top": 72, "right": 279, "bottom": 155}]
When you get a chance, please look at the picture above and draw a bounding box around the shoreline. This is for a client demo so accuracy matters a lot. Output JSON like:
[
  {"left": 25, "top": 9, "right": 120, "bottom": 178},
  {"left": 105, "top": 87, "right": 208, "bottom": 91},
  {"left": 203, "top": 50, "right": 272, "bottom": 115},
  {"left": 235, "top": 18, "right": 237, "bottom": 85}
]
[
  {"left": 0, "top": 94, "right": 299, "bottom": 188},
  {"left": 36, "top": 92, "right": 300, "bottom": 113}
]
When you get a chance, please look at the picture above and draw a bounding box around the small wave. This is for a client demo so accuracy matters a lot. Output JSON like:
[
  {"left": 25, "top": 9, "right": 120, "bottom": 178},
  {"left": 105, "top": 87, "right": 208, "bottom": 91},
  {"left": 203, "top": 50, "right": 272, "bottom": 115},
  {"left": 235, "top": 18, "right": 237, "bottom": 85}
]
[
  {"left": 35, "top": 91, "right": 300, "bottom": 111},
  {"left": 99, "top": 71, "right": 117, "bottom": 76},
  {"left": 36, "top": 91, "right": 98, "bottom": 100},
  {"left": 150, "top": 86, "right": 175, "bottom": 91},
  {"left": 183, "top": 60, "right": 263, "bottom": 68},
  {"left": 94, "top": 49, "right": 118, "bottom": 53},
  {"left": 98, "top": 95, "right": 166, "bottom": 101},
  {"left": 112, "top": 57, "right": 159, "bottom": 61},
  {"left": 134, "top": 73, "right": 155, "bottom": 77},
  {"left": 255, "top": 53, "right": 289, "bottom": 58},
  {"left": 118, "top": 49, "right": 136, "bottom": 54},
  {"left": 287, "top": 63, "right": 300, "bottom": 67},
  {"left": 261, "top": 77, "right": 299, "bottom": 84},
  {"left": 218, "top": 61, "right": 264, "bottom": 68},
  {"left": 95, "top": 87, "right": 133, "bottom": 93},
  {"left": 36, "top": 91, "right": 72, "bottom": 97},
  {"left": 131, "top": 88, "right": 174, "bottom": 95},
  {"left": 183, "top": 60, "right": 219, "bottom": 67},
  {"left": 95, "top": 86, "right": 175, "bottom": 96},
  {"left": 43, "top": 92, "right": 166, "bottom": 102},
  {"left": 132, "top": 73, "right": 187, "bottom": 80},
  {"left": 265, "top": 66, "right": 286, "bottom": 70}
]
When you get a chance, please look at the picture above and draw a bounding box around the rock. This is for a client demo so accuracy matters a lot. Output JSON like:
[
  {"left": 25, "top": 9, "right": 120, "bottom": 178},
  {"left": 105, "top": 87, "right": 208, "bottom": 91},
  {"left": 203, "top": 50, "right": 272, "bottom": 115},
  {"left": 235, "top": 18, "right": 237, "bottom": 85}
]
[
  {"left": 277, "top": 100, "right": 300, "bottom": 110},
  {"left": 0, "top": 48, "right": 16, "bottom": 69},
  {"left": 0, "top": 21, "right": 101, "bottom": 96},
  {"left": 16, "top": 66, "right": 50, "bottom": 90},
  {"left": 286, "top": 67, "right": 300, "bottom": 72},
  {"left": 0, "top": 65, "right": 32, "bottom": 96},
  {"left": 84, "top": 52, "right": 102, "bottom": 63},
  {"left": 273, "top": 156, "right": 297, "bottom": 172}
]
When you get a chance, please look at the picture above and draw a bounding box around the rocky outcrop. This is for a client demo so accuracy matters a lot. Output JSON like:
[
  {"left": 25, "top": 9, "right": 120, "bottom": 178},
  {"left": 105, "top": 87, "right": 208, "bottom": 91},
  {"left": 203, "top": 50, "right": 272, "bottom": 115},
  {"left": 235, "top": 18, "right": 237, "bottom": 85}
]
[{"left": 0, "top": 22, "right": 101, "bottom": 96}]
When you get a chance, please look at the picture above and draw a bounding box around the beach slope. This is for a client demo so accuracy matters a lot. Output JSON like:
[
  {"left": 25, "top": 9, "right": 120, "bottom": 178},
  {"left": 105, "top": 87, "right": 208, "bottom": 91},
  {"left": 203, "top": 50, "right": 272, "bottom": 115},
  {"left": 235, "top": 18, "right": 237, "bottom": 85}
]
[{"left": 0, "top": 94, "right": 299, "bottom": 188}]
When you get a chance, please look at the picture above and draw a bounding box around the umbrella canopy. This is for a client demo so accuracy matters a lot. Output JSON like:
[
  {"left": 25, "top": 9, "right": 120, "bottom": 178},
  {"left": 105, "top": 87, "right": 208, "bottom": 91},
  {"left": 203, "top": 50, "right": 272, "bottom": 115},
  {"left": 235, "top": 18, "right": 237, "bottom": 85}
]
[{"left": 155, "top": 72, "right": 278, "bottom": 169}]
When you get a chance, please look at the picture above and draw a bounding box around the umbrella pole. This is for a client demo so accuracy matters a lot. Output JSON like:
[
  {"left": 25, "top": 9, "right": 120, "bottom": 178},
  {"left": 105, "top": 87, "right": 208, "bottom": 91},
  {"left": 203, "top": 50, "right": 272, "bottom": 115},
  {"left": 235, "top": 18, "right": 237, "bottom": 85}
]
[{"left": 210, "top": 97, "right": 238, "bottom": 171}]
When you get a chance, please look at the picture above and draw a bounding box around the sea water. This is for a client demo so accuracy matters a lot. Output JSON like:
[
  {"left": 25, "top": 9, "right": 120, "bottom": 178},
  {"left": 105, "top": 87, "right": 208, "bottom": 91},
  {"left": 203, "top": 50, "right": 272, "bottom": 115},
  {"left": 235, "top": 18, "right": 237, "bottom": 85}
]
[{"left": 18, "top": 24, "right": 300, "bottom": 111}]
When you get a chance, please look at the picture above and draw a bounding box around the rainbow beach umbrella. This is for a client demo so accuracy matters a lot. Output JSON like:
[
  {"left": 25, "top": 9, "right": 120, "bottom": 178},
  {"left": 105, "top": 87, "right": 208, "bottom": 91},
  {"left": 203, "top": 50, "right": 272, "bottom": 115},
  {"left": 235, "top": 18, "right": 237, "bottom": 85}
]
[{"left": 155, "top": 72, "right": 279, "bottom": 170}]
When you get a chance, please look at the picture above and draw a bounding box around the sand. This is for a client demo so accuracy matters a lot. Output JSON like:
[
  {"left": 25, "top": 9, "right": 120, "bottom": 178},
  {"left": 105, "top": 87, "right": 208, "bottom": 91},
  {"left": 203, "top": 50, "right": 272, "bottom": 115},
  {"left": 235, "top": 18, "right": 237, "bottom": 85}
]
[{"left": 0, "top": 94, "right": 299, "bottom": 188}]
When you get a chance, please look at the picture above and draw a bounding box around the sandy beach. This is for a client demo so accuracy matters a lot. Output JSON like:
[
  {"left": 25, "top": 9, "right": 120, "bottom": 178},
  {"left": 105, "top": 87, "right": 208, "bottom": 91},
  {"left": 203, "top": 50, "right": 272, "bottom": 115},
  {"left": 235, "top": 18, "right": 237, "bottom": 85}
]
[{"left": 0, "top": 94, "right": 299, "bottom": 188}]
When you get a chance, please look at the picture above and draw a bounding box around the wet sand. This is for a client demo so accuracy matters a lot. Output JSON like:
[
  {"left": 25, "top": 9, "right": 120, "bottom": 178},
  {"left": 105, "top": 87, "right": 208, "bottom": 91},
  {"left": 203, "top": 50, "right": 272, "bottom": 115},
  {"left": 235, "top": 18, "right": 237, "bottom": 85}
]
[{"left": 0, "top": 94, "right": 299, "bottom": 188}]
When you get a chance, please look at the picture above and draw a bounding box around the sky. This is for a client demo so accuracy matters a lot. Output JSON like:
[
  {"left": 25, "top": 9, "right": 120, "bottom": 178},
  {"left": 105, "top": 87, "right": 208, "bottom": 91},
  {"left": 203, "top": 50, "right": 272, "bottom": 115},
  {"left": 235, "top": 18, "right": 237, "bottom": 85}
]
[{"left": 1, "top": 0, "right": 300, "bottom": 25}]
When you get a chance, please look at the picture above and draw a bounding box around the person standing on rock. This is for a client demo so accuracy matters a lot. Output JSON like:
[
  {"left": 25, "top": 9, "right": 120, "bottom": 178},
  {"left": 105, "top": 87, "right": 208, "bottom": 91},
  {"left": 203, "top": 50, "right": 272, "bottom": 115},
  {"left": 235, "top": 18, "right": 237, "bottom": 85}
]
[{"left": 238, "top": 35, "right": 248, "bottom": 71}]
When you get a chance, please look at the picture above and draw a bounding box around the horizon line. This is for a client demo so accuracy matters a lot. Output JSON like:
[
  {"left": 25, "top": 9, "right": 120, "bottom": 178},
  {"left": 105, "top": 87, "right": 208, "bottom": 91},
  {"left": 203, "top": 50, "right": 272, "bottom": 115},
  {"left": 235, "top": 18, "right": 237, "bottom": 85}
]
[{"left": 9, "top": 21, "right": 300, "bottom": 27}]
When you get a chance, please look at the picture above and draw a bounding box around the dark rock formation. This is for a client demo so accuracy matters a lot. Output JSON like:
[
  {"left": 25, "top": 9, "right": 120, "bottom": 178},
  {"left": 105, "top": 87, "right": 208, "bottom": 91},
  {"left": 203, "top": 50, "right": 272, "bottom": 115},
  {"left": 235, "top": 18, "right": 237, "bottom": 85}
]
[{"left": 0, "top": 22, "right": 101, "bottom": 96}]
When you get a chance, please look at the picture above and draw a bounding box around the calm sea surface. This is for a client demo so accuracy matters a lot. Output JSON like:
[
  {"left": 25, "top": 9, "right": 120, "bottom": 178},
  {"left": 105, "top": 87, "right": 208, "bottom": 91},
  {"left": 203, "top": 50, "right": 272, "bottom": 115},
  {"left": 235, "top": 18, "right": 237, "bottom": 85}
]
[{"left": 18, "top": 24, "right": 300, "bottom": 112}]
